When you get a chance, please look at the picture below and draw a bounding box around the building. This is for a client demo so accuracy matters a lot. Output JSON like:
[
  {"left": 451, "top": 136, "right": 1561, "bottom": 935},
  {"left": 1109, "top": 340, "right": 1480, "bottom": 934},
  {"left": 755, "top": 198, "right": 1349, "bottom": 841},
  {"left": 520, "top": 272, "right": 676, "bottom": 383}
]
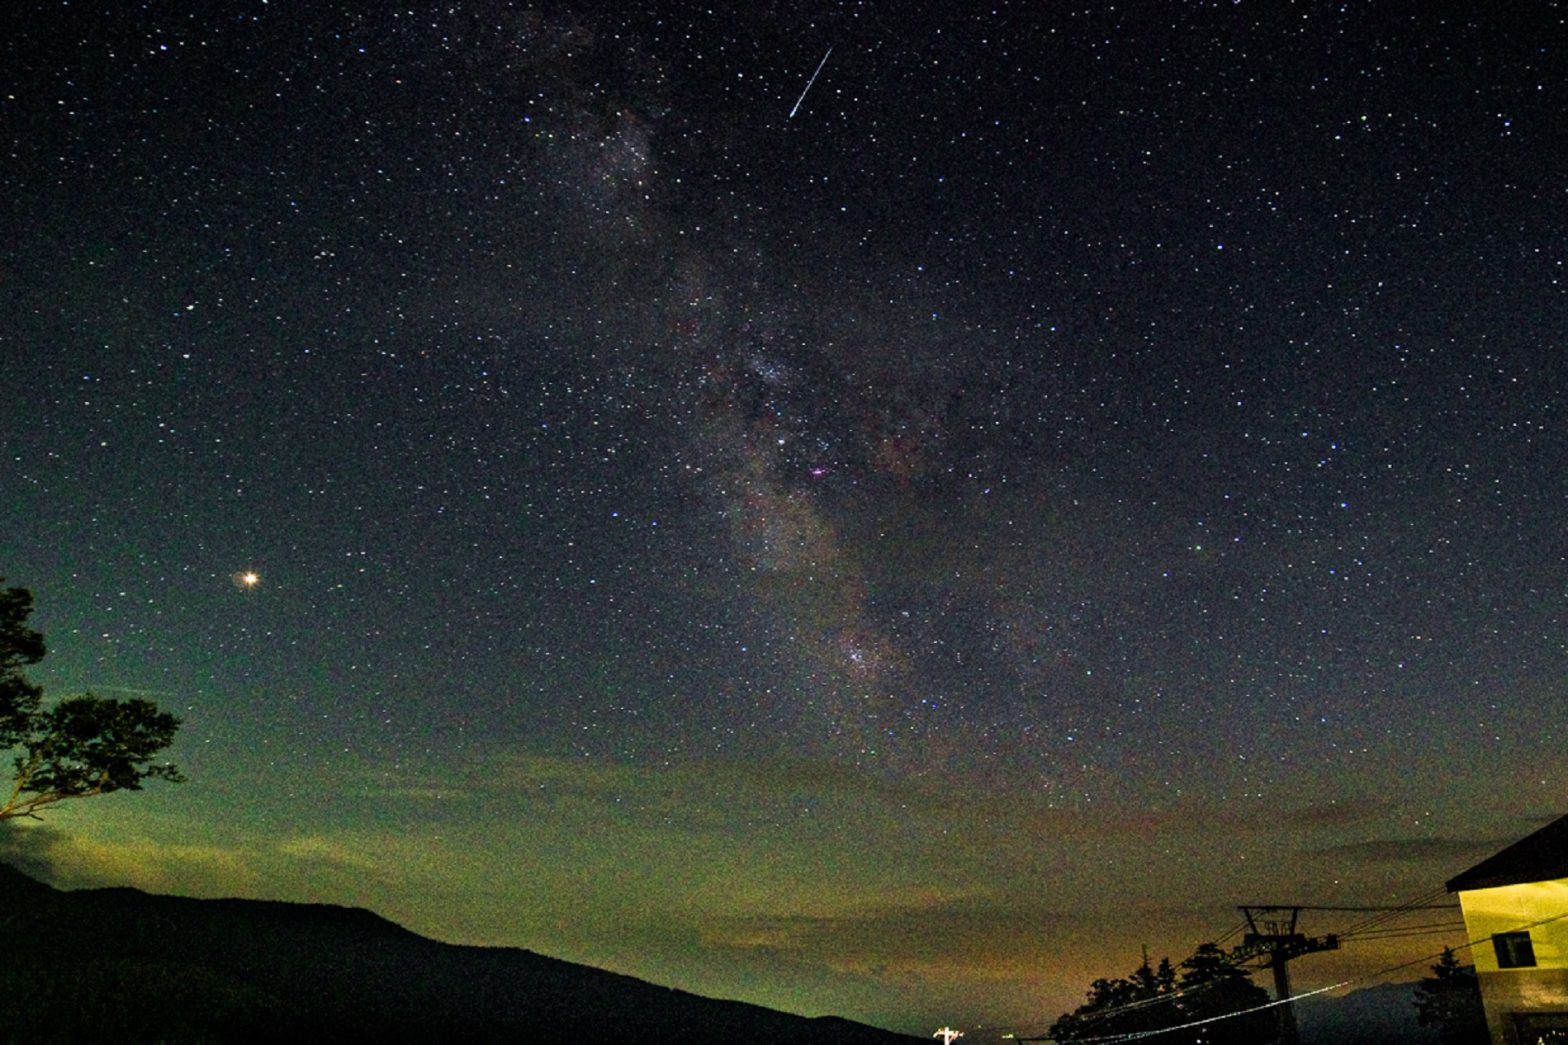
[{"left": 1448, "top": 814, "right": 1568, "bottom": 1045}]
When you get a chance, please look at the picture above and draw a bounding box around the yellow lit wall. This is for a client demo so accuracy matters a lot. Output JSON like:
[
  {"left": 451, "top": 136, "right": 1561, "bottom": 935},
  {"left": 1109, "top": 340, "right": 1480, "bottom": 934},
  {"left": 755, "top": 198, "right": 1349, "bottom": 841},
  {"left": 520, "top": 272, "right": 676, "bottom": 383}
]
[{"left": 1457, "top": 878, "right": 1568, "bottom": 1045}]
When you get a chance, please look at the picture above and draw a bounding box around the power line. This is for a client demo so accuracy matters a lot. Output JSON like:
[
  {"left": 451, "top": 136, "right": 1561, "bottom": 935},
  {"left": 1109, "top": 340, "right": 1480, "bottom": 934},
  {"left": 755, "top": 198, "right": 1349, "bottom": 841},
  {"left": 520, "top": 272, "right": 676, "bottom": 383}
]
[
  {"left": 1017, "top": 979, "right": 1354, "bottom": 1044},
  {"left": 1335, "top": 888, "right": 1455, "bottom": 938},
  {"left": 1013, "top": 887, "right": 1562, "bottom": 1043},
  {"left": 1066, "top": 980, "right": 1225, "bottom": 1028},
  {"left": 1238, "top": 902, "right": 1459, "bottom": 913},
  {"left": 1339, "top": 920, "right": 1468, "bottom": 941},
  {"left": 1370, "top": 906, "right": 1568, "bottom": 981},
  {"left": 1023, "top": 907, "right": 1568, "bottom": 1043}
]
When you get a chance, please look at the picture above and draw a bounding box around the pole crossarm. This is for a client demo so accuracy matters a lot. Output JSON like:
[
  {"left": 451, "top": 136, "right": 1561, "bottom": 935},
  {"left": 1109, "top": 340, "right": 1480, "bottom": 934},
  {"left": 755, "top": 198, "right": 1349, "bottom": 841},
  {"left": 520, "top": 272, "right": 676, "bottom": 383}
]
[
  {"left": 1232, "top": 905, "right": 1341, "bottom": 963},
  {"left": 1231, "top": 932, "right": 1341, "bottom": 965}
]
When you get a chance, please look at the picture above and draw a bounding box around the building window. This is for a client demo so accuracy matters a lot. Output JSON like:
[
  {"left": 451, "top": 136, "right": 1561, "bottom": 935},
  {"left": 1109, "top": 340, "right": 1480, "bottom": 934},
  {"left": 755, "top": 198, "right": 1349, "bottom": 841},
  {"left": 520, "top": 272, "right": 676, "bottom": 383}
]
[
  {"left": 1512, "top": 1011, "right": 1568, "bottom": 1043},
  {"left": 1494, "top": 931, "right": 1537, "bottom": 969}
]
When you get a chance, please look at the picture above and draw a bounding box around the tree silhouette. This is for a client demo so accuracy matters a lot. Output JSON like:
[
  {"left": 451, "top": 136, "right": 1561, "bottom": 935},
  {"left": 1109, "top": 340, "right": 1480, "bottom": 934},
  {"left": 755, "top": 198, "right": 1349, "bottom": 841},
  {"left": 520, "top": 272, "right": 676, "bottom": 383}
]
[
  {"left": 1047, "top": 954, "right": 1173, "bottom": 1043},
  {"left": 1049, "top": 943, "right": 1270, "bottom": 1044},
  {"left": 1171, "top": 942, "right": 1275, "bottom": 1044},
  {"left": 1413, "top": 947, "right": 1488, "bottom": 1045},
  {"left": 0, "top": 579, "right": 182, "bottom": 820}
]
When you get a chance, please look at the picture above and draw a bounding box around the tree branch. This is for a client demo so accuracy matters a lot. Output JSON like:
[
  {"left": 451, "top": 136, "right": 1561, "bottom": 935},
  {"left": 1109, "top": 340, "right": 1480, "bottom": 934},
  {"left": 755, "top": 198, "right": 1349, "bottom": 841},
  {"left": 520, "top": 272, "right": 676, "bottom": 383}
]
[{"left": 0, "top": 750, "right": 42, "bottom": 820}]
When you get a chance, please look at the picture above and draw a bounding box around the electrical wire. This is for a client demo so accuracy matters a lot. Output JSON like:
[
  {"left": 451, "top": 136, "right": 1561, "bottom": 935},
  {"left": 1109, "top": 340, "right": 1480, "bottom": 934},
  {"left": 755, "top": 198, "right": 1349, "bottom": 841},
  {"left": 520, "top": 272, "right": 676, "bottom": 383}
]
[
  {"left": 1338, "top": 919, "right": 1468, "bottom": 941},
  {"left": 1013, "top": 901, "right": 1568, "bottom": 1043},
  {"left": 1067, "top": 979, "right": 1224, "bottom": 1027},
  {"left": 1334, "top": 888, "right": 1455, "bottom": 938},
  {"left": 1053, "top": 979, "right": 1355, "bottom": 1043},
  {"left": 1211, "top": 919, "right": 1247, "bottom": 947}
]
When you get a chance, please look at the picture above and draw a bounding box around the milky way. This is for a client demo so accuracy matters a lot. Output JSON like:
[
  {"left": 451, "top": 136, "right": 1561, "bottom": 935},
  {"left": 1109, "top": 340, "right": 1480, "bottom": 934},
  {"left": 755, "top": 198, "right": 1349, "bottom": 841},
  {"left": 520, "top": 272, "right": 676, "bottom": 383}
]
[{"left": 2, "top": 2, "right": 1564, "bottom": 1036}]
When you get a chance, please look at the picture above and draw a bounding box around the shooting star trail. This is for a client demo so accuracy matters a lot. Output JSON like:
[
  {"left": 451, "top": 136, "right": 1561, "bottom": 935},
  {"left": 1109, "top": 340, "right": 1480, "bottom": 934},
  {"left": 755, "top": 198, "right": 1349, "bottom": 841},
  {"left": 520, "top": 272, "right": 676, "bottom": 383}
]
[{"left": 788, "top": 47, "right": 833, "bottom": 119}]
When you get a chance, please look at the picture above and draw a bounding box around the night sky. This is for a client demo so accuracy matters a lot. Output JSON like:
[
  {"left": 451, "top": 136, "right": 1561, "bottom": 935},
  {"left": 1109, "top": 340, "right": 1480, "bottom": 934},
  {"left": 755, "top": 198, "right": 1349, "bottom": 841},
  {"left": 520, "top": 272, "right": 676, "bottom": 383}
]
[{"left": 2, "top": 1, "right": 1565, "bottom": 1037}]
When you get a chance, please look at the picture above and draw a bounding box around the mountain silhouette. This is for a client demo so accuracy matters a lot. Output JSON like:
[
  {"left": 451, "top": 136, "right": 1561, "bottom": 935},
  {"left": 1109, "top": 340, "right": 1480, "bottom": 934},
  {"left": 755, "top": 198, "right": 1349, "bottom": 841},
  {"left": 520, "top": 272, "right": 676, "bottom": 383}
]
[{"left": 0, "top": 862, "right": 924, "bottom": 1044}]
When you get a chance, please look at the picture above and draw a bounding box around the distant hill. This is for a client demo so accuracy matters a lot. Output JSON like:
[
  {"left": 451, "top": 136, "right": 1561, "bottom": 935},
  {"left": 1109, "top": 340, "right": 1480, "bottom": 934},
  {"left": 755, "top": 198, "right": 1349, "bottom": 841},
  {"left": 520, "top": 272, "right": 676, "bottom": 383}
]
[
  {"left": 1294, "top": 980, "right": 1439, "bottom": 1045},
  {"left": 0, "top": 862, "right": 924, "bottom": 1044}
]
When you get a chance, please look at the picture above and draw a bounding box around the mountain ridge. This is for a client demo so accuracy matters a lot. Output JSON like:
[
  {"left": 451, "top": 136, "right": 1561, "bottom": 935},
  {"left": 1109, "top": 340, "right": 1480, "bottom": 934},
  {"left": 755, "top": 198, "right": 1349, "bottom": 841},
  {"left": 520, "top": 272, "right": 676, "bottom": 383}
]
[{"left": 0, "top": 861, "right": 924, "bottom": 1044}]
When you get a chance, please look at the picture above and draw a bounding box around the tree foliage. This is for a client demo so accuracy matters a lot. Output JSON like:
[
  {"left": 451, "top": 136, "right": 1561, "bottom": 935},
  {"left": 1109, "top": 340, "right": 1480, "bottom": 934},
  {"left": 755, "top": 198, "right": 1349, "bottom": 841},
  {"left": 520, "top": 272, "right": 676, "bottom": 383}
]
[
  {"left": 0, "top": 579, "right": 183, "bottom": 821},
  {"left": 1413, "top": 947, "right": 1488, "bottom": 1045},
  {"left": 1049, "top": 943, "right": 1273, "bottom": 1044}
]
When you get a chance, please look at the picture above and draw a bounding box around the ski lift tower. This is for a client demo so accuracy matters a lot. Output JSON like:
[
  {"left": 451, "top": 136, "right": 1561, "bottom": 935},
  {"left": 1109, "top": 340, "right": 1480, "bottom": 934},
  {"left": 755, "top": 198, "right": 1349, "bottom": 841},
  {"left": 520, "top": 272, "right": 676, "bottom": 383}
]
[{"left": 1230, "top": 906, "right": 1339, "bottom": 1045}]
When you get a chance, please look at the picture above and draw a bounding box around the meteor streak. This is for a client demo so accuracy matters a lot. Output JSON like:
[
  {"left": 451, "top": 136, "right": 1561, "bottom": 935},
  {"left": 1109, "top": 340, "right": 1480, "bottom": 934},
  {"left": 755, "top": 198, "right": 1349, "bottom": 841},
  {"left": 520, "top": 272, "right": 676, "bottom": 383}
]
[{"left": 788, "top": 47, "right": 833, "bottom": 119}]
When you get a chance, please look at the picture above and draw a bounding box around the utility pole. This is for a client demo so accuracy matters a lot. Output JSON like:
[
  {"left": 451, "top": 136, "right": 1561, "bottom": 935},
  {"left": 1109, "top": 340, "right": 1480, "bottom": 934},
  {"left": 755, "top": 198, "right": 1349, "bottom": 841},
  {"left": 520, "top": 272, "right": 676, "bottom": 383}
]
[{"left": 1230, "top": 906, "right": 1338, "bottom": 1045}]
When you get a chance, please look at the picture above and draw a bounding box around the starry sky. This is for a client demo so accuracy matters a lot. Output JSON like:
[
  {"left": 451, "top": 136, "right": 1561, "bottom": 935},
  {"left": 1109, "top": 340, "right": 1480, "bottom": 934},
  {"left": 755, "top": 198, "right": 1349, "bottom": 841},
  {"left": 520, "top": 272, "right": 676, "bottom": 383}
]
[{"left": 2, "top": 1, "right": 1565, "bottom": 1037}]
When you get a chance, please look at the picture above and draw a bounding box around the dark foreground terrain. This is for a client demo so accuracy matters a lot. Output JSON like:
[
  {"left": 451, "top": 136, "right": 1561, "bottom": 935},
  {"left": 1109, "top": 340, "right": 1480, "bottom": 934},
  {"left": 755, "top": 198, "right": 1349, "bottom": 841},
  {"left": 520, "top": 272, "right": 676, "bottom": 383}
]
[{"left": 0, "top": 863, "right": 922, "bottom": 1044}]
